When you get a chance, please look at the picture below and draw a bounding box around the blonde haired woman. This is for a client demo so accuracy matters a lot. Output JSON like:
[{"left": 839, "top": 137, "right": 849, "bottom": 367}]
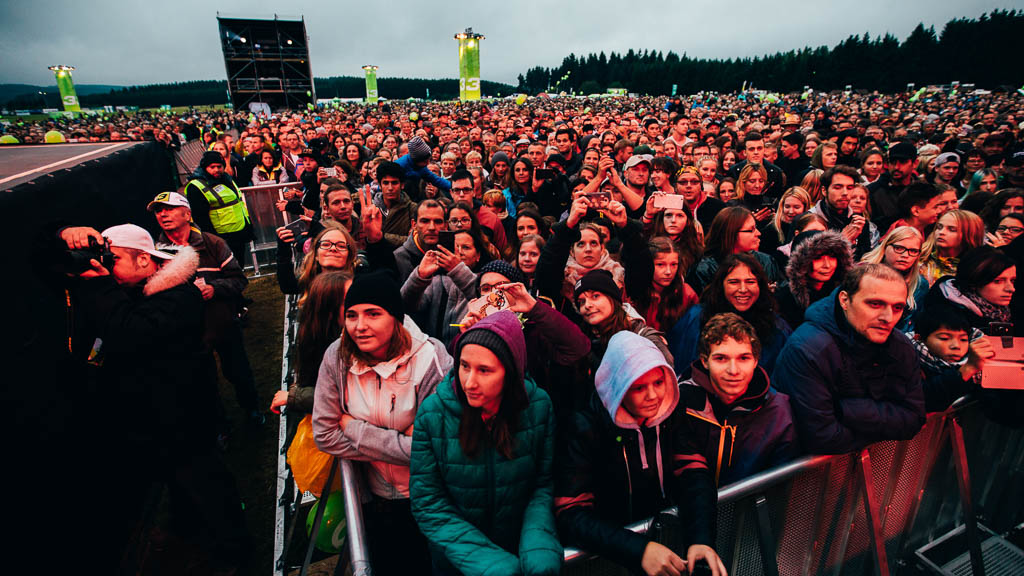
[
  {"left": 760, "top": 187, "right": 813, "bottom": 255},
  {"left": 861, "top": 226, "right": 928, "bottom": 331},
  {"left": 919, "top": 210, "right": 986, "bottom": 286}
]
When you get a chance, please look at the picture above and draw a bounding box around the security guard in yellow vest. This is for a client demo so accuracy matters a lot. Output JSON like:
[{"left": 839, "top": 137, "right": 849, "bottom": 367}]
[{"left": 184, "top": 151, "right": 253, "bottom": 260}]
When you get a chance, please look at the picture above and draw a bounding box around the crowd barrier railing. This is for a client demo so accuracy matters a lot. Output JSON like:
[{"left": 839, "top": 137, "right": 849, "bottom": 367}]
[
  {"left": 173, "top": 138, "right": 206, "bottom": 186},
  {"left": 172, "top": 132, "right": 297, "bottom": 276},
  {"left": 271, "top": 275, "right": 1023, "bottom": 576},
  {"left": 562, "top": 400, "right": 1024, "bottom": 576}
]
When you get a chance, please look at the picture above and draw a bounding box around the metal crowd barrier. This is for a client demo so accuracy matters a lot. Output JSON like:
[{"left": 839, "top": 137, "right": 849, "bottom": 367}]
[
  {"left": 173, "top": 138, "right": 206, "bottom": 185},
  {"left": 563, "top": 400, "right": 1024, "bottom": 576},
  {"left": 273, "top": 293, "right": 298, "bottom": 576},
  {"left": 238, "top": 181, "right": 303, "bottom": 276},
  {"left": 172, "top": 130, "right": 297, "bottom": 276},
  {"left": 271, "top": 273, "right": 1023, "bottom": 576}
]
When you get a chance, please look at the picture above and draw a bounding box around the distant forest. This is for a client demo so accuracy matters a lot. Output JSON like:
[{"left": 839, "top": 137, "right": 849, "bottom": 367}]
[
  {"left": 1, "top": 78, "right": 516, "bottom": 110},
  {"left": 517, "top": 10, "right": 1024, "bottom": 95},
  {"left": 3, "top": 10, "right": 1021, "bottom": 110}
]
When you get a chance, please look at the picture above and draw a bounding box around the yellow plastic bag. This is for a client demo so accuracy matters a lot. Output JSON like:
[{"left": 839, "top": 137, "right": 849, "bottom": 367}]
[{"left": 287, "top": 415, "right": 339, "bottom": 497}]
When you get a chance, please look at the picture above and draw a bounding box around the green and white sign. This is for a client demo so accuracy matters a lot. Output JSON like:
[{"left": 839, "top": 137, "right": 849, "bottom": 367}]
[
  {"left": 455, "top": 29, "right": 484, "bottom": 101},
  {"left": 363, "top": 65, "right": 379, "bottom": 103},
  {"left": 48, "top": 65, "right": 81, "bottom": 112}
]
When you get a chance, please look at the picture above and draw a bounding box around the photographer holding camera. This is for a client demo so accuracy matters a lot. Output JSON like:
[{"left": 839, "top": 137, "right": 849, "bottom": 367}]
[{"left": 57, "top": 223, "right": 249, "bottom": 572}]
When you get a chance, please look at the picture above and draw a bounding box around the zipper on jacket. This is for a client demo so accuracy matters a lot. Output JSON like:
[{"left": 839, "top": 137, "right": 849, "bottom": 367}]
[
  {"left": 376, "top": 373, "right": 394, "bottom": 488},
  {"left": 621, "top": 443, "right": 633, "bottom": 521},
  {"left": 390, "top": 393, "right": 396, "bottom": 413},
  {"left": 486, "top": 441, "right": 496, "bottom": 535},
  {"left": 714, "top": 419, "right": 738, "bottom": 486}
]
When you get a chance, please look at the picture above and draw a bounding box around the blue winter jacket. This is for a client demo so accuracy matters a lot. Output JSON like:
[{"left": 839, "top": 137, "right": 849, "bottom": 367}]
[
  {"left": 395, "top": 153, "right": 452, "bottom": 192},
  {"left": 772, "top": 288, "right": 926, "bottom": 454}
]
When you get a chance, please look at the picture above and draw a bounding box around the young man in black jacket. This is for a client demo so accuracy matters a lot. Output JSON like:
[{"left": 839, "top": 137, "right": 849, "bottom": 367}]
[{"left": 556, "top": 330, "right": 726, "bottom": 576}]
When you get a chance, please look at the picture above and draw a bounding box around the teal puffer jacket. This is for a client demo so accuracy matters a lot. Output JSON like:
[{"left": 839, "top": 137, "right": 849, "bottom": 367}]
[{"left": 410, "top": 372, "right": 563, "bottom": 576}]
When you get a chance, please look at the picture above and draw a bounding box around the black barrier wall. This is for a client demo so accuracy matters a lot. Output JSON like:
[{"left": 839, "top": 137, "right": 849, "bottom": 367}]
[{"left": 6, "top": 141, "right": 179, "bottom": 572}]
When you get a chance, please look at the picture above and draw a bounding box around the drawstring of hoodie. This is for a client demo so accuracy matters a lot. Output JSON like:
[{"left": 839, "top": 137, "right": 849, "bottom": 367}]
[{"left": 633, "top": 425, "right": 666, "bottom": 499}]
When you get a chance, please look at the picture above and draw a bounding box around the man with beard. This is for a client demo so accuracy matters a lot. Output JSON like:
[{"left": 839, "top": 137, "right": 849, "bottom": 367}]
[
  {"left": 184, "top": 151, "right": 254, "bottom": 260},
  {"left": 867, "top": 141, "right": 919, "bottom": 232}
]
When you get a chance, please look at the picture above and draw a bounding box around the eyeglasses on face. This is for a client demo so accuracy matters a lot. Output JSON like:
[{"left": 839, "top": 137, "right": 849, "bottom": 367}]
[
  {"left": 888, "top": 244, "right": 921, "bottom": 257},
  {"left": 996, "top": 225, "right": 1024, "bottom": 234},
  {"left": 318, "top": 241, "right": 349, "bottom": 252}
]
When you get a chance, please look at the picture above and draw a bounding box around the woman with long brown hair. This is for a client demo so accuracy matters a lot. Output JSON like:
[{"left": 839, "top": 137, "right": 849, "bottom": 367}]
[
  {"left": 270, "top": 271, "right": 352, "bottom": 417},
  {"left": 625, "top": 237, "right": 700, "bottom": 333},
  {"left": 688, "top": 206, "right": 784, "bottom": 294}
]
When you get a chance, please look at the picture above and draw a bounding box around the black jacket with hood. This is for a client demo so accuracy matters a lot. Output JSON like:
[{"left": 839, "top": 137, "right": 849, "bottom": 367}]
[
  {"left": 775, "top": 230, "right": 854, "bottom": 329},
  {"left": 773, "top": 288, "right": 926, "bottom": 454},
  {"left": 680, "top": 362, "right": 800, "bottom": 487},
  {"left": 555, "top": 331, "right": 716, "bottom": 573}
]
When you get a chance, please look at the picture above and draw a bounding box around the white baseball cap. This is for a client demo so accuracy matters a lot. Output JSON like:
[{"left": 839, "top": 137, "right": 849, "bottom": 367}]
[
  {"left": 101, "top": 224, "right": 175, "bottom": 260},
  {"left": 147, "top": 191, "right": 190, "bottom": 211}
]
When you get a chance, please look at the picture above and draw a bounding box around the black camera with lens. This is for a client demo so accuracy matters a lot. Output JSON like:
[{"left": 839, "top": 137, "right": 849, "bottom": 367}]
[{"left": 63, "top": 237, "right": 115, "bottom": 274}]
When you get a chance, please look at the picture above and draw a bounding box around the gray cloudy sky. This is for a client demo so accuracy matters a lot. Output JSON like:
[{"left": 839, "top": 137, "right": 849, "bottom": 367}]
[{"left": 1, "top": 0, "right": 1020, "bottom": 87}]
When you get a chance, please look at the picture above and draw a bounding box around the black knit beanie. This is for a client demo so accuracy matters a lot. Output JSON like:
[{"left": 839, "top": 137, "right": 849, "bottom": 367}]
[
  {"left": 344, "top": 270, "right": 404, "bottom": 323},
  {"left": 200, "top": 150, "right": 226, "bottom": 169},
  {"left": 477, "top": 260, "right": 525, "bottom": 290},
  {"left": 573, "top": 269, "right": 622, "bottom": 303}
]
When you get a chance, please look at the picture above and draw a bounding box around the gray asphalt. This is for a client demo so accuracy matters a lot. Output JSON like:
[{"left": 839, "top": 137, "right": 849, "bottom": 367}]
[{"left": 0, "top": 142, "right": 140, "bottom": 190}]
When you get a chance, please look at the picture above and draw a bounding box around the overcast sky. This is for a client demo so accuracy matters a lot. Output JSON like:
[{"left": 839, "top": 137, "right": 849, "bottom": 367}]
[{"left": 1, "top": 0, "right": 1020, "bottom": 87}]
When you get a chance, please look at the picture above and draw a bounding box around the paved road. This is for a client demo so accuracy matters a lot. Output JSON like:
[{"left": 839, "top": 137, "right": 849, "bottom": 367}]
[{"left": 0, "top": 142, "right": 140, "bottom": 190}]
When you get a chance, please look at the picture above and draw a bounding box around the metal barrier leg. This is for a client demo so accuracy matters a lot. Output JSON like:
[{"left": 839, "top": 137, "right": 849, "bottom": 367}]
[
  {"left": 339, "top": 459, "right": 372, "bottom": 576},
  {"left": 950, "top": 417, "right": 985, "bottom": 576},
  {"left": 833, "top": 455, "right": 861, "bottom": 576},
  {"left": 802, "top": 459, "right": 833, "bottom": 576},
  {"left": 300, "top": 459, "right": 339, "bottom": 576},
  {"left": 754, "top": 495, "right": 780, "bottom": 576},
  {"left": 896, "top": 413, "right": 949, "bottom": 561},
  {"left": 857, "top": 450, "right": 891, "bottom": 576}
]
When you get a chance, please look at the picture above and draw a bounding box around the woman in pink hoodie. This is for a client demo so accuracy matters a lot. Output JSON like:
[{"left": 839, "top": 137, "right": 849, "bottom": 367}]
[{"left": 313, "top": 270, "right": 453, "bottom": 575}]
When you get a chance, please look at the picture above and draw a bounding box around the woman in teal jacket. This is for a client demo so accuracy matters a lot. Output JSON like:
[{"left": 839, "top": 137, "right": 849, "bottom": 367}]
[{"left": 410, "top": 310, "right": 563, "bottom": 576}]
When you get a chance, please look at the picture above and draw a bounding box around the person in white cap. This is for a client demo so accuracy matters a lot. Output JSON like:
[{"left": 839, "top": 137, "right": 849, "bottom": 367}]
[
  {"left": 148, "top": 191, "right": 263, "bottom": 427},
  {"left": 58, "top": 221, "right": 250, "bottom": 570},
  {"left": 61, "top": 223, "right": 180, "bottom": 287}
]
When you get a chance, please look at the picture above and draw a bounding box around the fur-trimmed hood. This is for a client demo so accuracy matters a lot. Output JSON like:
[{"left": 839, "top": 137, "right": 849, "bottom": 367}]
[
  {"left": 784, "top": 230, "right": 854, "bottom": 308},
  {"left": 144, "top": 245, "right": 199, "bottom": 296}
]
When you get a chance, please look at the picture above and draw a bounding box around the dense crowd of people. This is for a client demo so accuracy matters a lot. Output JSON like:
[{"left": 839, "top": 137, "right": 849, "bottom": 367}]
[{"left": 49, "top": 88, "right": 1024, "bottom": 575}]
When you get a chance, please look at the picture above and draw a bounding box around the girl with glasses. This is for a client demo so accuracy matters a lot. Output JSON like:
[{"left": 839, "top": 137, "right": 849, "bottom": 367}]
[
  {"left": 861, "top": 226, "right": 928, "bottom": 331},
  {"left": 277, "top": 223, "right": 357, "bottom": 304}
]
